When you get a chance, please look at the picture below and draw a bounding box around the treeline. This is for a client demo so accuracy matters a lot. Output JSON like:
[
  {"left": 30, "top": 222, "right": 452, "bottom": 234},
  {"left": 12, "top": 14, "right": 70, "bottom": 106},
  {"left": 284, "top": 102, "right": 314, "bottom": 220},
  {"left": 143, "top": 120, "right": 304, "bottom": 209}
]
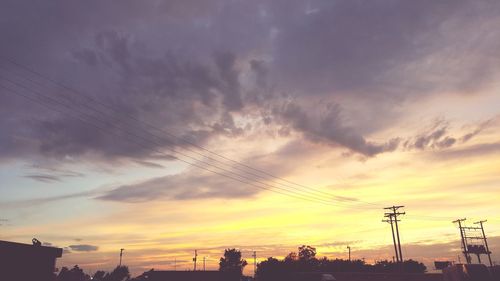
[
  {"left": 55, "top": 246, "right": 426, "bottom": 281},
  {"left": 55, "top": 265, "right": 133, "bottom": 281},
  {"left": 256, "top": 245, "right": 426, "bottom": 280}
]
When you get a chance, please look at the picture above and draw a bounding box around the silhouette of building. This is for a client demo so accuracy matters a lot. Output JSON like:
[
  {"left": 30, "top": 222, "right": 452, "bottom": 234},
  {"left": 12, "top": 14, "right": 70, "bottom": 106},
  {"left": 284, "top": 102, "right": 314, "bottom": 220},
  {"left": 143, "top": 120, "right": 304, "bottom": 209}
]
[
  {"left": 142, "top": 270, "right": 237, "bottom": 281},
  {"left": 0, "top": 239, "right": 63, "bottom": 281},
  {"left": 443, "top": 264, "right": 493, "bottom": 281},
  {"left": 434, "top": 261, "right": 452, "bottom": 270}
]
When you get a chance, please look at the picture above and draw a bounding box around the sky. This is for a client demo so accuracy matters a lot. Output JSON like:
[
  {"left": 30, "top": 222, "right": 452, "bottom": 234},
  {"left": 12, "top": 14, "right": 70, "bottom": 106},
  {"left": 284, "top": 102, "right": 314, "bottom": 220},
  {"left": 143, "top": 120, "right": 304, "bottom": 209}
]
[{"left": 1, "top": 0, "right": 500, "bottom": 276}]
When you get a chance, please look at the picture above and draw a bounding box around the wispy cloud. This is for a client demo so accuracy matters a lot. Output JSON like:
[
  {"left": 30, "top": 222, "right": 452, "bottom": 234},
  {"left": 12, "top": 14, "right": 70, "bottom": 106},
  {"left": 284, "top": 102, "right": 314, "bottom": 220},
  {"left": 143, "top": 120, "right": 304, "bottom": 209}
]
[
  {"left": 23, "top": 164, "right": 85, "bottom": 183},
  {"left": 69, "top": 244, "right": 99, "bottom": 252}
]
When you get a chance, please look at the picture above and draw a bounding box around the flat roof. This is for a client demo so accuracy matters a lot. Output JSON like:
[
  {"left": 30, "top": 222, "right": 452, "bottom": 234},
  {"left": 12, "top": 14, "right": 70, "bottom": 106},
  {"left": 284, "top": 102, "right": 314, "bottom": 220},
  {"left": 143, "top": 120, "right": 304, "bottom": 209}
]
[{"left": 0, "top": 240, "right": 63, "bottom": 258}]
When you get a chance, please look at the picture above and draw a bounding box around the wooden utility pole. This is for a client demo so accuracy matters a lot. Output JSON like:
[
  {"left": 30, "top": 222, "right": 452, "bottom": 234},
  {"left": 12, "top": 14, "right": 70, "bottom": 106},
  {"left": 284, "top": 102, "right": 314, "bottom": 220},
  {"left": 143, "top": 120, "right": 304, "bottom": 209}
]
[
  {"left": 383, "top": 214, "right": 399, "bottom": 262},
  {"left": 384, "top": 206, "right": 405, "bottom": 262},
  {"left": 453, "top": 218, "right": 471, "bottom": 264},
  {"left": 474, "top": 220, "right": 493, "bottom": 267}
]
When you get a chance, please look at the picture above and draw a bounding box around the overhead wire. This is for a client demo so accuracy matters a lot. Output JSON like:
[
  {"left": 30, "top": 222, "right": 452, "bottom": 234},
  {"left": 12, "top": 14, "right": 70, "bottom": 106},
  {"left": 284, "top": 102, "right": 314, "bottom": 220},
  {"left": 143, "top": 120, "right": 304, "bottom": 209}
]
[
  {"left": 0, "top": 59, "right": 380, "bottom": 205},
  {"left": 2, "top": 57, "right": 497, "bottom": 221},
  {"left": 0, "top": 76, "right": 371, "bottom": 208},
  {"left": 0, "top": 57, "right": 383, "bottom": 207}
]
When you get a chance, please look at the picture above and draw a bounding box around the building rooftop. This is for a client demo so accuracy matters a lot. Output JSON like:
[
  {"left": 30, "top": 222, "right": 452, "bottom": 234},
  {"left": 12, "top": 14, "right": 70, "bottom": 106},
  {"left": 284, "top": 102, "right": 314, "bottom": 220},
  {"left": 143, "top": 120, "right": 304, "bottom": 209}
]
[{"left": 0, "top": 239, "right": 63, "bottom": 258}]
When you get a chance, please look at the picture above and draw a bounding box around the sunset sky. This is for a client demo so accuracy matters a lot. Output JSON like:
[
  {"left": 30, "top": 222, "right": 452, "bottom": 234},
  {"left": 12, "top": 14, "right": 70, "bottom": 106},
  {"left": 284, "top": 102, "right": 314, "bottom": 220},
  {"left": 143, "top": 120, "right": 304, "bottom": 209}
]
[{"left": 1, "top": 0, "right": 500, "bottom": 276}]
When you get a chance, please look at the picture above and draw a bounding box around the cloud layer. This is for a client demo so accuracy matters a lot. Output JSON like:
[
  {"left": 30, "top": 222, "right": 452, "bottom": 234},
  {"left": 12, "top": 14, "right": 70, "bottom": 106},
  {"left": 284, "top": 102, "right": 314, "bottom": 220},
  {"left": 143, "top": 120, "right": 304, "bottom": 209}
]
[{"left": 1, "top": 0, "right": 500, "bottom": 166}]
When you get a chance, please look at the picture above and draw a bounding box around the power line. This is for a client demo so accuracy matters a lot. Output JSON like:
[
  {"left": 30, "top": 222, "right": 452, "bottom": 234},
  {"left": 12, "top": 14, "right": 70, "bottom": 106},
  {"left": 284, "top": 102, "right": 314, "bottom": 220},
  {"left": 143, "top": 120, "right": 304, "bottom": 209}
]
[
  {"left": 4, "top": 73, "right": 491, "bottom": 219},
  {"left": 4, "top": 75, "right": 493, "bottom": 222},
  {"left": 0, "top": 81, "right": 361, "bottom": 207},
  {"left": 0, "top": 57, "right": 383, "bottom": 208},
  {"left": 0, "top": 61, "right": 385, "bottom": 209},
  {"left": 3, "top": 57, "right": 495, "bottom": 221}
]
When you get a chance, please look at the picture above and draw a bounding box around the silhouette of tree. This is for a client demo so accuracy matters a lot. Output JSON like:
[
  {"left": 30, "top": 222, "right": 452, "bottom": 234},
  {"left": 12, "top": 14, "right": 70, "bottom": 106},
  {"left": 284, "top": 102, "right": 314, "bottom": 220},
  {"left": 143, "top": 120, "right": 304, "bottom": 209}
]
[
  {"left": 256, "top": 257, "right": 286, "bottom": 281},
  {"left": 219, "top": 248, "right": 248, "bottom": 277},
  {"left": 318, "top": 258, "right": 367, "bottom": 272},
  {"left": 92, "top": 271, "right": 106, "bottom": 281},
  {"left": 57, "top": 265, "right": 90, "bottom": 281},
  {"left": 402, "top": 259, "right": 427, "bottom": 273},
  {"left": 372, "top": 259, "right": 426, "bottom": 273},
  {"left": 285, "top": 252, "right": 298, "bottom": 261},
  {"left": 298, "top": 245, "right": 316, "bottom": 261},
  {"left": 104, "top": 265, "right": 130, "bottom": 281},
  {"left": 256, "top": 246, "right": 427, "bottom": 280},
  {"left": 57, "top": 265, "right": 130, "bottom": 281}
]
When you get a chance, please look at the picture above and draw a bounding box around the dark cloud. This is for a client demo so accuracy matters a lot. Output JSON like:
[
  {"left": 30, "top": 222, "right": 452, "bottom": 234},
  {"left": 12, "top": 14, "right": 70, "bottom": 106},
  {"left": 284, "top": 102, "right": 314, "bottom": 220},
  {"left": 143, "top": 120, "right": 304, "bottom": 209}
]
[
  {"left": 404, "top": 121, "right": 456, "bottom": 150},
  {"left": 404, "top": 118, "right": 495, "bottom": 151},
  {"left": 1, "top": 0, "right": 500, "bottom": 165},
  {"left": 273, "top": 102, "right": 400, "bottom": 156},
  {"left": 69, "top": 244, "right": 99, "bottom": 252},
  {"left": 459, "top": 118, "right": 495, "bottom": 143},
  {"left": 271, "top": 0, "right": 500, "bottom": 96}
]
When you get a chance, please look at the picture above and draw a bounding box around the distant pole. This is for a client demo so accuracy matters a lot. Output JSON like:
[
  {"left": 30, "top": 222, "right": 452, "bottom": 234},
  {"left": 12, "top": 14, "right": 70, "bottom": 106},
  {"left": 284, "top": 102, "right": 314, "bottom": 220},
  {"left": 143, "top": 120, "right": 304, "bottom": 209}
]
[
  {"left": 193, "top": 250, "right": 198, "bottom": 271},
  {"left": 347, "top": 246, "right": 351, "bottom": 261},
  {"left": 203, "top": 256, "right": 206, "bottom": 271},
  {"left": 474, "top": 220, "right": 493, "bottom": 267},
  {"left": 252, "top": 251, "right": 257, "bottom": 276},
  {"left": 119, "top": 248, "right": 125, "bottom": 266}
]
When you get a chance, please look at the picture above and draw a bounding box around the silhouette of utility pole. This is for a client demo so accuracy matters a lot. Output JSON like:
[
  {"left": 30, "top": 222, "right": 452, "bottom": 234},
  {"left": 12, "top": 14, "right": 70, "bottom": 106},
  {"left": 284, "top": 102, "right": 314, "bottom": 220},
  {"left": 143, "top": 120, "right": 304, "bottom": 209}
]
[
  {"left": 474, "top": 220, "right": 493, "bottom": 267},
  {"left": 119, "top": 248, "right": 125, "bottom": 266},
  {"left": 252, "top": 251, "right": 257, "bottom": 276},
  {"left": 203, "top": 256, "right": 207, "bottom": 271},
  {"left": 384, "top": 206, "right": 405, "bottom": 262},
  {"left": 453, "top": 218, "right": 471, "bottom": 264},
  {"left": 347, "top": 246, "right": 351, "bottom": 261},
  {"left": 193, "top": 250, "right": 198, "bottom": 271},
  {"left": 383, "top": 215, "right": 399, "bottom": 262}
]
